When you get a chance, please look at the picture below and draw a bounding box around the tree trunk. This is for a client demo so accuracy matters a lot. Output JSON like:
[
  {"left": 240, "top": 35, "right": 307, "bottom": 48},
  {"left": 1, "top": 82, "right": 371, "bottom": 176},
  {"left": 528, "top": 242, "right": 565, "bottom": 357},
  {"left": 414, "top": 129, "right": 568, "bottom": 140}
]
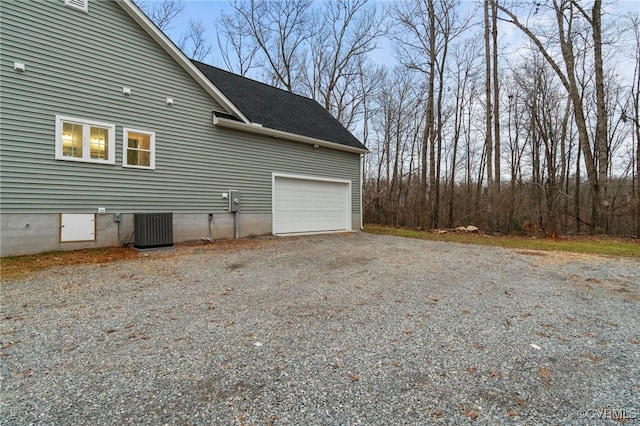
[
  {"left": 492, "top": 0, "right": 501, "bottom": 231},
  {"left": 508, "top": 94, "right": 516, "bottom": 232},
  {"left": 636, "top": 101, "right": 640, "bottom": 238},
  {"left": 591, "top": 0, "right": 608, "bottom": 233},
  {"left": 637, "top": 120, "right": 640, "bottom": 237},
  {"left": 421, "top": 119, "right": 429, "bottom": 229},
  {"left": 559, "top": 99, "right": 571, "bottom": 233},
  {"left": 466, "top": 106, "right": 473, "bottom": 224},
  {"left": 448, "top": 78, "right": 464, "bottom": 228},
  {"left": 575, "top": 143, "right": 581, "bottom": 233},
  {"left": 427, "top": 0, "right": 437, "bottom": 230},
  {"left": 484, "top": 0, "right": 494, "bottom": 233}
]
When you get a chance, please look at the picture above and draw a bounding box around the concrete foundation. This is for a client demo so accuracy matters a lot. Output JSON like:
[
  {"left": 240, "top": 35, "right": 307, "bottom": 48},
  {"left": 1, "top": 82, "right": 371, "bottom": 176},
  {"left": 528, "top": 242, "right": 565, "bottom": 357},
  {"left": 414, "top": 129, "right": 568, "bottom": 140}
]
[
  {"left": 352, "top": 214, "right": 362, "bottom": 232},
  {"left": 0, "top": 212, "right": 361, "bottom": 257}
]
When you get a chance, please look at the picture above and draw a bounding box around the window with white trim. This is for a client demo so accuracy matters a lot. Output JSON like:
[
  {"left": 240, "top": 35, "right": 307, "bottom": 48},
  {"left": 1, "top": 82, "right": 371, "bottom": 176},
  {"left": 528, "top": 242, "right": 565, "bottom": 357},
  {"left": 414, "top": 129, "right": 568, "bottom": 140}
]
[
  {"left": 123, "top": 128, "right": 155, "bottom": 169},
  {"left": 55, "top": 115, "right": 115, "bottom": 164}
]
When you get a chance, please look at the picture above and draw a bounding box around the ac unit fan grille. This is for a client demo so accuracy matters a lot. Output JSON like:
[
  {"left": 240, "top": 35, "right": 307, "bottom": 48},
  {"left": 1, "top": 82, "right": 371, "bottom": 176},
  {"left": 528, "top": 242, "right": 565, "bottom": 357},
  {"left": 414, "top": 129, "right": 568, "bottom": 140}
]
[{"left": 133, "top": 213, "right": 173, "bottom": 249}]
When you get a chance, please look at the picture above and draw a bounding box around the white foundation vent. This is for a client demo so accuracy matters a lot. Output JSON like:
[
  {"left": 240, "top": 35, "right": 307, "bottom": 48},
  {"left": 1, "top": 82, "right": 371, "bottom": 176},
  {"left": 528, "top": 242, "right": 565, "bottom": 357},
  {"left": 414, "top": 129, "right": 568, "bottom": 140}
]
[{"left": 64, "top": 0, "right": 88, "bottom": 13}]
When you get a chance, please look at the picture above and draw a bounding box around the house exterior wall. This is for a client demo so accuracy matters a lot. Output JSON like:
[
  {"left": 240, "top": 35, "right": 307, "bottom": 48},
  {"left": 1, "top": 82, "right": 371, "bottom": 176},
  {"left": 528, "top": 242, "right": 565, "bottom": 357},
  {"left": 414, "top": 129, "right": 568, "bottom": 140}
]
[{"left": 0, "top": 0, "right": 361, "bottom": 256}]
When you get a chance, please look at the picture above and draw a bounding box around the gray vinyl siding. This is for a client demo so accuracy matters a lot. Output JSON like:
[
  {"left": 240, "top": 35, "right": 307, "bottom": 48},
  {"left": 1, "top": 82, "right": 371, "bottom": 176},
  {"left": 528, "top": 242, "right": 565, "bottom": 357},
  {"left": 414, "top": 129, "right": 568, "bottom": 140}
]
[{"left": 0, "top": 0, "right": 361, "bottom": 215}]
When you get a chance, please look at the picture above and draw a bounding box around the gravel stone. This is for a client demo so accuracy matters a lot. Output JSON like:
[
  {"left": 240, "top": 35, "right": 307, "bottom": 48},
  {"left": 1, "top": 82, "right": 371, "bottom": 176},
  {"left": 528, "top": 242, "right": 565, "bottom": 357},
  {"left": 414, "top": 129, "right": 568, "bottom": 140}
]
[{"left": 1, "top": 233, "right": 638, "bottom": 424}]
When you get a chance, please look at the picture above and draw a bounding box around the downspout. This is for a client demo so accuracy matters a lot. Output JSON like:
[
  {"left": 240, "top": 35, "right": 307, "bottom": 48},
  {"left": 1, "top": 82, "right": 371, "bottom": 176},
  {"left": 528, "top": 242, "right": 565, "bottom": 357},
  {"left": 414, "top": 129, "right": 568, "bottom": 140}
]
[
  {"left": 234, "top": 211, "right": 239, "bottom": 239},
  {"left": 360, "top": 154, "right": 364, "bottom": 230}
]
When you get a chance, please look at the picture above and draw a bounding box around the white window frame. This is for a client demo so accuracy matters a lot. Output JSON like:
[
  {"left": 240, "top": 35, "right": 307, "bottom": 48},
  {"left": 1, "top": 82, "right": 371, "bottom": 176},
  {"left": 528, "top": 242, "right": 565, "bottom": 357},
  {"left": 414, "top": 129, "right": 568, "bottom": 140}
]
[
  {"left": 55, "top": 115, "right": 115, "bottom": 165},
  {"left": 122, "top": 128, "right": 156, "bottom": 170}
]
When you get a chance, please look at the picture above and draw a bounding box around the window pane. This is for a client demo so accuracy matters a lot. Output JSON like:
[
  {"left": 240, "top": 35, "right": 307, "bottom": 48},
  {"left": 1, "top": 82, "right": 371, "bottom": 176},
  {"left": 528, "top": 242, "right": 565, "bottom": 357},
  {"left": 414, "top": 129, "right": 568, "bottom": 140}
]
[
  {"left": 128, "top": 133, "right": 150, "bottom": 150},
  {"left": 62, "top": 122, "right": 83, "bottom": 158},
  {"left": 125, "top": 132, "right": 152, "bottom": 167},
  {"left": 90, "top": 126, "right": 109, "bottom": 160},
  {"left": 138, "top": 134, "right": 151, "bottom": 150},
  {"left": 138, "top": 151, "right": 150, "bottom": 167},
  {"left": 127, "top": 149, "right": 138, "bottom": 165}
]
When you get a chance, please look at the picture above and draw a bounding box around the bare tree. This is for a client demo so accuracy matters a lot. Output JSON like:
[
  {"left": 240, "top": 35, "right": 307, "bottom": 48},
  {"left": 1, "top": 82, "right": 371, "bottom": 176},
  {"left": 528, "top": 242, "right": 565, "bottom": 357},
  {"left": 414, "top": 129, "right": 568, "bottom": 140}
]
[
  {"left": 305, "top": 0, "right": 385, "bottom": 128},
  {"left": 216, "top": 11, "right": 259, "bottom": 76},
  {"left": 425, "top": 0, "right": 437, "bottom": 230},
  {"left": 390, "top": 0, "right": 473, "bottom": 229},
  {"left": 497, "top": 0, "right": 609, "bottom": 232},
  {"left": 484, "top": 0, "right": 495, "bottom": 232},
  {"left": 625, "top": 14, "right": 640, "bottom": 236},
  {"left": 178, "top": 19, "right": 212, "bottom": 62},
  {"left": 137, "top": 0, "right": 184, "bottom": 32},
  {"left": 505, "top": 86, "right": 528, "bottom": 232},
  {"left": 389, "top": 0, "right": 434, "bottom": 228},
  {"left": 447, "top": 37, "right": 483, "bottom": 227},
  {"left": 492, "top": 0, "right": 501, "bottom": 204},
  {"left": 138, "top": 0, "right": 211, "bottom": 63},
  {"left": 229, "top": 0, "right": 313, "bottom": 92}
]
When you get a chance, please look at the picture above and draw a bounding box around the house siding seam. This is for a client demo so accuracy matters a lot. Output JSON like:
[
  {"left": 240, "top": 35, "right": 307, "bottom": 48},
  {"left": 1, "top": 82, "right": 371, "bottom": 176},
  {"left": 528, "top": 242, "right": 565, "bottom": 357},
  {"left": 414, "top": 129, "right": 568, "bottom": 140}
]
[{"left": 0, "top": 0, "right": 361, "bottom": 219}]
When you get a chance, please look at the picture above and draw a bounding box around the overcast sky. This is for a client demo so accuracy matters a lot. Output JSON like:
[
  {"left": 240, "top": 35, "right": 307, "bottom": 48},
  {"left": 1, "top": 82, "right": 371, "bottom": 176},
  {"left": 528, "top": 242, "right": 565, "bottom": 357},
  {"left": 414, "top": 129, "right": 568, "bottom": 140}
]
[{"left": 162, "top": 0, "right": 639, "bottom": 77}]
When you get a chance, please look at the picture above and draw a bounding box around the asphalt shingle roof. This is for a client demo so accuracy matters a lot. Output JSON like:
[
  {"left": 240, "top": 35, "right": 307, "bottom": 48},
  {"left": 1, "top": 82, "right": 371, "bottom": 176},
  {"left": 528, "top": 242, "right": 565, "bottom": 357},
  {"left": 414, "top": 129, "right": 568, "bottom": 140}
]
[{"left": 193, "top": 60, "right": 366, "bottom": 151}]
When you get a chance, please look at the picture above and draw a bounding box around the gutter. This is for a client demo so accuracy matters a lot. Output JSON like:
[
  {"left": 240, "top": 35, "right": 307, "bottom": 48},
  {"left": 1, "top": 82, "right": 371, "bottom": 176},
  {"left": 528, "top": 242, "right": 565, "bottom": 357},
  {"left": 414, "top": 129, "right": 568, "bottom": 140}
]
[{"left": 213, "top": 116, "right": 369, "bottom": 155}]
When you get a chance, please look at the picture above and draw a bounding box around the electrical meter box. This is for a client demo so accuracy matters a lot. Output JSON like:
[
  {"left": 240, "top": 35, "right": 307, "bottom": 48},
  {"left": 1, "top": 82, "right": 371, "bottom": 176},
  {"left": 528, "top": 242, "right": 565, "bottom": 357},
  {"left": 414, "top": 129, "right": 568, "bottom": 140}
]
[{"left": 228, "top": 190, "right": 240, "bottom": 212}]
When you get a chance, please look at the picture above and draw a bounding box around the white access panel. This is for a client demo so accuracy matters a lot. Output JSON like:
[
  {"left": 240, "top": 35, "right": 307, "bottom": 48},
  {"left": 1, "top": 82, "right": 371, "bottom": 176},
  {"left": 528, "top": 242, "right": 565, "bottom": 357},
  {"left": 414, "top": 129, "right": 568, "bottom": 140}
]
[
  {"left": 273, "top": 174, "right": 351, "bottom": 234},
  {"left": 60, "top": 213, "right": 96, "bottom": 242}
]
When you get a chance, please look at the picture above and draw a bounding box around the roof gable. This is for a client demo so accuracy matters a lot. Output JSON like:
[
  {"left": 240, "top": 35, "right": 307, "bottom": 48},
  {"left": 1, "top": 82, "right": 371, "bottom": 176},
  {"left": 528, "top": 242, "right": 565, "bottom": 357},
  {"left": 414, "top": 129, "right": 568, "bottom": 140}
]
[
  {"left": 193, "top": 61, "right": 367, "bottom": 151},
  {"left": 116, "top": 0, "right": 365, "bottom": 152},
  {"left": 116, "top": 0, "right": 248, "bottom": 123}
]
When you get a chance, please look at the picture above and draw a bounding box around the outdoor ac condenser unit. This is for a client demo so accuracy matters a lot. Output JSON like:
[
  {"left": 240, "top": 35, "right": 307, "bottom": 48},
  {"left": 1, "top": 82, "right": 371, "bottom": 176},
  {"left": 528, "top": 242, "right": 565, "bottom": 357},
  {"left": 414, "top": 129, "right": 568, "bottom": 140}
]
[{"left": 133, "top": 212, "right": 173, "bottom": 249}]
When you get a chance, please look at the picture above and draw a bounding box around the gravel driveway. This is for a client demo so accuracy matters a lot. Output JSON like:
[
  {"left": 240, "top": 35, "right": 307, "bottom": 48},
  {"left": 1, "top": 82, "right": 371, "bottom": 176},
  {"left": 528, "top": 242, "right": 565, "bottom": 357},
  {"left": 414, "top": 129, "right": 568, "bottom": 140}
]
[{"left": 1, "top": 233, "right": 639, "bottom": 425}]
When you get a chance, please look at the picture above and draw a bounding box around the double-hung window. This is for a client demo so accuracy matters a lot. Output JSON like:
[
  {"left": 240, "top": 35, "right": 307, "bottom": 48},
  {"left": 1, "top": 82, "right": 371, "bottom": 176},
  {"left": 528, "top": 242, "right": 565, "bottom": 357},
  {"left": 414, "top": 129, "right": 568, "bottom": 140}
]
[
  {"left": 123, "top": 128, "right": 155, "bottom": 169},
  {"left": 55, "top": 115, "right": 115, "bottom": 164}
]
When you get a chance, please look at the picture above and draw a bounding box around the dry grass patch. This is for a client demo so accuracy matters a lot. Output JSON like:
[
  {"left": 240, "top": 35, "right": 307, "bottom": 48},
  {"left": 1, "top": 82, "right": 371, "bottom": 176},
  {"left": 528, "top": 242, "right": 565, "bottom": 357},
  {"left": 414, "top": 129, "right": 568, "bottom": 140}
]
[
  {"left": 365, "top": 225, "right": 640, "bottom": 258},
  {"left": 1, "top": 247, "right": 139, "bottom": 281},
  {"left": 1, "top": 237, "right": 277, "bottom": 282}
]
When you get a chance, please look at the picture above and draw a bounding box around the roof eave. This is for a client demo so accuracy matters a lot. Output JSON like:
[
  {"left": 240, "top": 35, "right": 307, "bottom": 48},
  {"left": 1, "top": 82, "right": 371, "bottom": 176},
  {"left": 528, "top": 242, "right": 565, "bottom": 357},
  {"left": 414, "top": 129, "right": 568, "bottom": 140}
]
[
  {"left": 116, "top": 0, "right": 250, "bottom": 124},
  {"left": 213, "top": 116, "right": 369, "bottom": 155}
]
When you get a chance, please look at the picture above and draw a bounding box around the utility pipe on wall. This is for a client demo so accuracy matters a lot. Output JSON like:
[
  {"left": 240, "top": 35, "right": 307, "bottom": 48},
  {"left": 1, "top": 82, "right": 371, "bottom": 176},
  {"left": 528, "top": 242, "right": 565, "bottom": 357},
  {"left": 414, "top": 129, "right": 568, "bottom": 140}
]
[{"left": 234, "top": 211, "right": 239, "bottom": 239}]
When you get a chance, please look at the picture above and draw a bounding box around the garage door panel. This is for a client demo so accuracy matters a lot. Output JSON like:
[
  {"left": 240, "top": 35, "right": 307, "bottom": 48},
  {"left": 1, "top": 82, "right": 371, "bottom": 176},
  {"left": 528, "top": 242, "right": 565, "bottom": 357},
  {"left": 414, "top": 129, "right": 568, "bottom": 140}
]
[{"left": 273, "top": 176, "right": 351, "bottom": 234}]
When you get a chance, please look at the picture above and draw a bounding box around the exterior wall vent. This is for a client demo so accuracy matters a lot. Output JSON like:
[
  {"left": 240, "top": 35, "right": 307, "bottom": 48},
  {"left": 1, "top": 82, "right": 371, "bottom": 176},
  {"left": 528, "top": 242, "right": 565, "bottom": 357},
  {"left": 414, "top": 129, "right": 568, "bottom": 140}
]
[
  {"left": 64, "top": 0, "right": 88, "bottom": 13},
  {"left": 133, "top": 213, "right": 173, "bottom": 249}
]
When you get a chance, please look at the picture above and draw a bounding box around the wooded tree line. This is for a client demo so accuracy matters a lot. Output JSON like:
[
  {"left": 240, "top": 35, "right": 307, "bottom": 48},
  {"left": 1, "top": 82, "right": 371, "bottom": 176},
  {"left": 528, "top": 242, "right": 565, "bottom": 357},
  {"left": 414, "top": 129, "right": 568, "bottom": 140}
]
[{"left": 141, "top": 0, "right": 640, "bottom": 236}]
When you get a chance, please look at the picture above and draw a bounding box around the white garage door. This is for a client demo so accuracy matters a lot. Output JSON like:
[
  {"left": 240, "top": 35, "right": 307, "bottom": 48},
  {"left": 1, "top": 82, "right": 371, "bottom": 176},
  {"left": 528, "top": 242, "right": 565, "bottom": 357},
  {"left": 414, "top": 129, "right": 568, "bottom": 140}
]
[{"left": 273, "top": 174, "right": 351, "bottom": 234}]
